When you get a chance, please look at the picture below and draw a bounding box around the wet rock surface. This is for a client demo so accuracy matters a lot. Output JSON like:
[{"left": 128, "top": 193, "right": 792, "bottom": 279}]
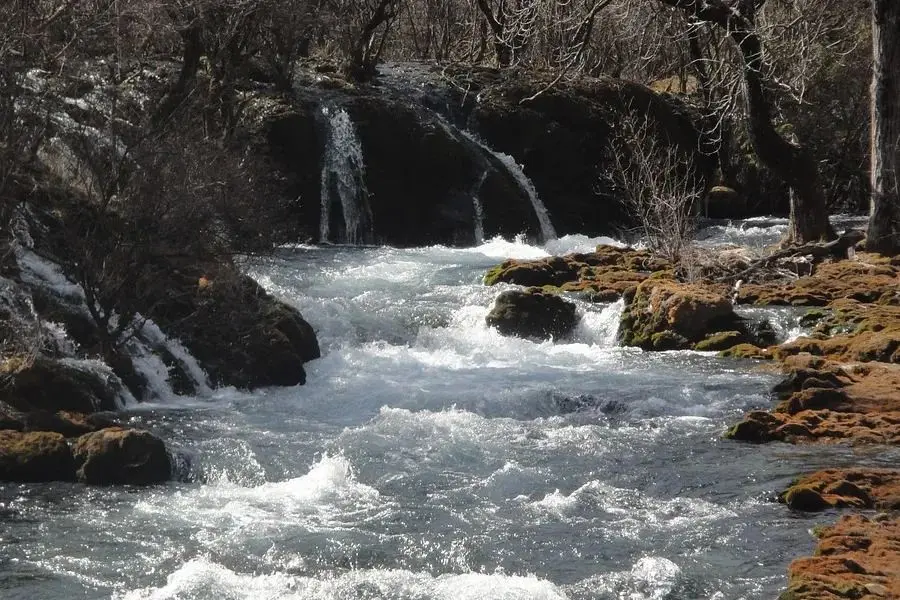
[
  {"left": 0, "top": 430, "right": 76, "bottom": 482},
  {"left": 72, "top": 428, "right": 172, "bottom": 486},
  {"left": 486, "top": 288, "right": 578, "bottom": 341},
  {"left": 781, "top": 469, "right": 900, "bottom": 511}
]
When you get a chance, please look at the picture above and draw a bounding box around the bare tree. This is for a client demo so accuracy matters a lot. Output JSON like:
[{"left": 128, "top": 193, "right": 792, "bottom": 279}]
[
  {"left": 609, "top": 109, "right": 702, "bottom": 261},
  {"left": 867, "top": 0, "right": 900, "bottom": 254},
  {"left": 651, "top": 0, "right": 834, "bottom": 245}
]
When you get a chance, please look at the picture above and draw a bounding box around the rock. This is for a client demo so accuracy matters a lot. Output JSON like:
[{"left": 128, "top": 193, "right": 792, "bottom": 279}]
[
  {"left": 780, "top": 469, "right": 900, "bottom": 512},
  {"left": 466, "top": 73, "right": 714, "bottom": 236},
  {"left": 695, "top": 331, "right": 747, "bottom": 351},
  {"left": 724, "top": 410, "right": 785, "bottom": 443},
  {"left": 149, "top": 271, "right": 320, "bottom": 389},
  {"left": 719, "top": 343, "right": 773, "bottom": 360},
  {"left": 704, "top": 185, "right": 746, "bottom": 219},
  {"left": 737, "top": 256, "right": 899, "bottom": 307},
  {"left": 484, "top": 256, "right": 581, "bottom": 287},
  {"left": 486, "top": 288, "right": 578, "bottom": 340},
  {"left": 0, "top": 356, "right": 120, "bottom": 413},
  {"left": 726, "top": 356, "right": 900, "bottom": 445},
  {"left": 72, "top": 428, "right": 171, "bottom": 485},
  {"left": 782, "top": 486, "right": 830, "bottom": 512},
  {"left": 0, "top": 430, "right": 76, "bottom": 482},
  {"left": 619, "top": 280, "right": 758, "bottom": 350},
  {"left": 483, "top": 246, "right": 673, "bottom": 301},
  {"left": 782, "top": 515, "right": 900, "bottom": 599},
  {"left": 776, "top": 300, "right": 900, "bottom": 365}
]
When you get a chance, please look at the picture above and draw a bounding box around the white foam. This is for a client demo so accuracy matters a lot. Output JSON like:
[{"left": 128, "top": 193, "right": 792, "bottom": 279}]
[
  {"left": 133, "top": 454, "right": 381, "bottom": 536},
  {"left": 137, "top": 317, "right": 212, "bottom": 396},
  {"left": 118, "top": 558, "right": 568, "bottom": 600},
  {"left": 543, "top": 234, "right": 626, "bottom": 256}
]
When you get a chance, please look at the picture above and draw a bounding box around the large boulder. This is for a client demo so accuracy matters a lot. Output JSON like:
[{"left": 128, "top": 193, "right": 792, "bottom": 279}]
[
  {"left": 0, "top": 430, "right": 76, "bottom": 482},
  {"left": 619, "top": 280, "right": 757, "bottom": 351},
  {"left": 0, "top": 356, "right": 120, "bottom": 413},
  {"left": 148, "top": 271, "right": 320, "bottom": 389},
  {"left": 486, "top": 288, "right": 578, "bottom": 340},
  {"left": 72, "top": 428, "right": 171, "bottom": 485}
]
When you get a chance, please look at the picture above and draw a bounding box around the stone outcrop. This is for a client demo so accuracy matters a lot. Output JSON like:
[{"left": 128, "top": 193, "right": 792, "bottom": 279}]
[
  {"left": 737, "top": 255, "right": 900, "bottom": 307},
  {"left": 0, "top": 430, "right": 76, "bottom": 482},
  {"left": 781, "top": 469, "right": 900, "bottom": 511},
  {"left": 725, "top": 356, "right": 900, "bottom": 445},
  {"left": 484, "top": 245, "right": 672, "bottom": 302},
  {"left": 72, "top": 428, "right": 171, "bottom": 485},
  {"left": 486, "top": 288, "right": 578, "bottom": 341},
  {"left": 260, "top": 65, "right": 714, "bottom": 245},
  {"left": 149, "top": 272, "right": 321, "bottom": 389},
  {"left": 619, "top": 280, "right": 762, "bottom": 351},
  {"left": 781, "top": 515, "right": 900, "bottom": 600},
  {"left": 0, "top": 356, "right": 120, "bottom": 413}
]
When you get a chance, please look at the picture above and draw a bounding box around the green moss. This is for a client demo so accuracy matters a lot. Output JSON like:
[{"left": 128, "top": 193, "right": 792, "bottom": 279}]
[
  {"left": 650, "top": 330, "right": 687, "bottom": 350},
  {"left": 483, "top": 265, "right": 506, "bottom": 286},
  {"left": 719, "top": 343, "right": 772, "bottom": 360},
  {"left": 695, "top": 331, "right": 744, "bottom": 351}
]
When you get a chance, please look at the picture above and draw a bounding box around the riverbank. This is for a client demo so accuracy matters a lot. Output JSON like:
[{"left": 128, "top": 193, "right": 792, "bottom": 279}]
[{"left": 482, "top": 232, "right": 900, "bottom": 598}]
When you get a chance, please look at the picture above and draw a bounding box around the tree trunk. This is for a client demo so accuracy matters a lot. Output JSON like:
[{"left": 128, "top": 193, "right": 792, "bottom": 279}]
[
  {"left": 867, "top": 0, "right": 900, "bottom": 255},
  {"left": 654, "top": 0, "right": 834, "bottom": 245}
]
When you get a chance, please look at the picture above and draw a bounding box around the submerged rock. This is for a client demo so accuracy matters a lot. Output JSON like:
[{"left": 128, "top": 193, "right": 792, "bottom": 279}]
[
  {"left": 0, "top": 430, "right": 76, "bottom": 482},
  {"left": 486, "top": 288, "right": 577, "bottom": 341},
  {"left": 72, "top": 427, "right": 171, "bottom": 485}
]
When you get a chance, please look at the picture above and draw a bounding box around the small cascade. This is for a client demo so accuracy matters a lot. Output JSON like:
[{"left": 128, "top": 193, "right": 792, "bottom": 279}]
[
  {"left": 471, "top": 171, "right": 488, "bottom": 244},
  {"left": 493, "top": 152, "right": 557, "bottom": 242},
  {"left": 136, "top": 317, "right": 212, "bottom": 397},
  {"left": 457, "top": 129, "right": 557, "bottom": 242},
  {"left": 319, "top": 106, "right": 374, "bottom": 244}
]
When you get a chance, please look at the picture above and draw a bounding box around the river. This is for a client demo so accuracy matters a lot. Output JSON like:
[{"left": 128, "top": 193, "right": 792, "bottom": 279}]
[{"left": 0, "top": 222, "right": 875, "bottom": 599}]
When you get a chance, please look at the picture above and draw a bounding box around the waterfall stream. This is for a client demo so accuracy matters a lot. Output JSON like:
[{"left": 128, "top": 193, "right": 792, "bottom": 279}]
[{"left": 319, "top": 107, "right": 374, "bottom": 245}]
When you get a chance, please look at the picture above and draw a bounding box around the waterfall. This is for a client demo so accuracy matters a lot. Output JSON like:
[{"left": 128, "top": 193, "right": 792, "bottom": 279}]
[
  {"left": 136, "top": 317, "right": 212, "bottom": 397},
  {"left": 471, "top": 171, "right": 488, "bottom": 244},
  {"left": 458, "top": 130, "right": 557, "bottom": 243},
  {"left": 319, "top": 106, "right": 374, "bottom": 244},
  {"left": 493, "top": 152, "right": 557, "bottom": 242}
]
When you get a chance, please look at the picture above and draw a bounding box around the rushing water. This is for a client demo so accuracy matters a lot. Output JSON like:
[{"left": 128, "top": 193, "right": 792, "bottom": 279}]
[{"left": 3, "top": 227, "right": 893, "bottom": 600}]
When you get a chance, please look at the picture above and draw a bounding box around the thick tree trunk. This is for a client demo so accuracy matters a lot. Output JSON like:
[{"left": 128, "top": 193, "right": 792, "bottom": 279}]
[
  {"left": 867, "top": 0, "right": 900, "bottom": 255},
  {"left": 655, "top": 0, "right": 834, "bottom": 245}
]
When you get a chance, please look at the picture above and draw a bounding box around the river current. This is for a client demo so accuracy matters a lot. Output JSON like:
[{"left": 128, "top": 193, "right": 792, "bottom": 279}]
[{"left": 0, "top": 221, "right": 882, "bottom": 599}]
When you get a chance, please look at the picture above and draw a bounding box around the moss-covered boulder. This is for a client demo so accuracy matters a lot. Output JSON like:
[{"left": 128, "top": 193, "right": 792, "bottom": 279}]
[
  {"left": 779, "top": 469, "right": 900, "bottom": 512},
  {"left": 619, "top": 280, "right": 757, "bottom": 351},
  {"left": 72, "top": 427, "right": 171, "bottom": 485},
  {"left": 484, "top": 245, "right": 673, "bottom": 302},
  {"left": 0, "top": 430, "right": 76, "bottom": 482},
  {"left": 486, "top": 288, "right": 578, "bottom": 340}
]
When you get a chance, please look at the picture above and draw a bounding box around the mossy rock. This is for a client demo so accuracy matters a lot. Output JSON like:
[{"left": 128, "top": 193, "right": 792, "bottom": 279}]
[
  {"left": 695, "top": 331, "right": 746, "bottom": 351},
  {"left": 0, "top": 430, "right": 76, "bottom": 482},
  {"left": 719, "top": 343, "right": 773, "bottom": 360}
]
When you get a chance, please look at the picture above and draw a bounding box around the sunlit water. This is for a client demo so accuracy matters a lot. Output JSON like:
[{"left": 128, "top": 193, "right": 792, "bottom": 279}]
[{"left": 2, "top": 226, "right": 893, "bottom": 600}]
